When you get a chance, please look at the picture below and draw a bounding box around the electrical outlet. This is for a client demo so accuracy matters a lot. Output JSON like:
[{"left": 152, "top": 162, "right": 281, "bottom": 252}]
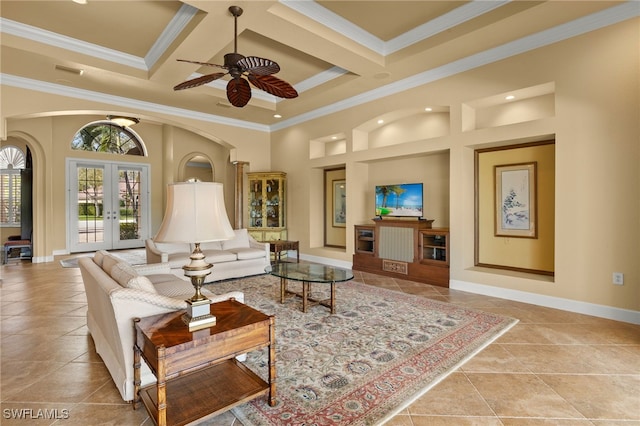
[{"left": 613, "top": 272, "right": 624, "bottom": 285}]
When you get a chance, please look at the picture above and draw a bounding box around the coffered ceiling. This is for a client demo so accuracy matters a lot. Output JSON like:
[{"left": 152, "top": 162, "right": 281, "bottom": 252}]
[{"left": 0, "top": 1, "right": 634, "bottom": 129}]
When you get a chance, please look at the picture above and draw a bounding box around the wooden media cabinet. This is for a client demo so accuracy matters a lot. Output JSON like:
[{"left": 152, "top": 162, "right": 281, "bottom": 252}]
[{"left": 353, "top": 218, "right": 449, "bottom": 287}]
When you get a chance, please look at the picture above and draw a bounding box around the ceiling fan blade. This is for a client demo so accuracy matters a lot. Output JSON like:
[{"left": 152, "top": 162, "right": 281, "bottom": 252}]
[
  {"left": 227, "top": 77, "right": 252, "bottom": 107},
  {"left": 177, "top": 59, "right": 227, "bottom": 69},
  {"left": 248, "top": 74, "right": 298, "bottom": 99},
  {"left": 237, "top": 56, "right": 280, "bottom": 75},
  {"left": 173, "top": 72, "right": 227, "bottom": 91}
]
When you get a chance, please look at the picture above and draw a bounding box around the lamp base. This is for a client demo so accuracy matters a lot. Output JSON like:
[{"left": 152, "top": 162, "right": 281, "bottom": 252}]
[{"left": 182, "top": 298, "right": 216, "bottom": 331}]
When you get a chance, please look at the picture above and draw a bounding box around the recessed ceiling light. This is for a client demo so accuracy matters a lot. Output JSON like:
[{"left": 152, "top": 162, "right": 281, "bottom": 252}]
[
  {"left": 72, "top": 0, "right": 88, "bottom": 4},
  {"left": 331, "top": 136, "right": 338, "bottom": 140},
  {"left": 273, "top": 114, "right": 282, "bottom": 118},
  {"left": 425, "top": 107, "right": 432, "bottom": 112},
  {"left": 505, "top": 95, "right": 515, "bottom": 100},
  {"left": 377, "top": 119, "right": 384, "bottom": 124}
]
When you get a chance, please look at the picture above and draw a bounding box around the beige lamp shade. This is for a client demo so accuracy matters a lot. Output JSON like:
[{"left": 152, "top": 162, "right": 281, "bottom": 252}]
[{"left": 154, "top": 182, "right": 234, "bottom": 243}]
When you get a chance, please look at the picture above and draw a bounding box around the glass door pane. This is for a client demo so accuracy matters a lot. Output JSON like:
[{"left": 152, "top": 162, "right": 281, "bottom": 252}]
[
  {"left": 112, "top": 166, "right": 146, "bottom": 249},
  {"left": 76, "top": 165, "right": 107, "bottom": 248}
]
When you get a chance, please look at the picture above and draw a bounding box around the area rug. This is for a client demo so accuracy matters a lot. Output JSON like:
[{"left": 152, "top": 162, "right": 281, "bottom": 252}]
[
  {"left": 59, "top": 249, "right": 146, "bottom": 268},
  {"left": 206, "top": 274, "right": 518, "bottom": 425}
]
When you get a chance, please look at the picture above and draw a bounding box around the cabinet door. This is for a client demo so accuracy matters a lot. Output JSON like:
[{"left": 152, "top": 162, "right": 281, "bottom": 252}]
[
  {"left": 420, "top": 230, "right": 449, "bottom": 265},
  {"left": 265, "top": 178, "right": 283, "bottom": 228},
  {"left": 249, "top": 179, "right": 263, "bottom": 228}
]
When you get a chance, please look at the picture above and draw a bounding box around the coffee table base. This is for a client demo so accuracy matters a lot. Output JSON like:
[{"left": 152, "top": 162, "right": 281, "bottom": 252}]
[{"left": 280, "top": 277, "right": 336, "bottom": 314}]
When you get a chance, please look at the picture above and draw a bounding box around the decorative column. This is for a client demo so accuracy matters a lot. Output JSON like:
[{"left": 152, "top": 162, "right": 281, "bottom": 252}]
[{"left": 233, "top": 161, "right": 249, "bottom": 229}]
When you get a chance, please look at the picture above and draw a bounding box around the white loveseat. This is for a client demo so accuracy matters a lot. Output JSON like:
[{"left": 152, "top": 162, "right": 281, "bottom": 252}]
[
  {"left": 78, "top": 250, "right": 244, "bottom": 402},
  {"left": 145, "top": 228, "right": 270, "bottom": 283}
]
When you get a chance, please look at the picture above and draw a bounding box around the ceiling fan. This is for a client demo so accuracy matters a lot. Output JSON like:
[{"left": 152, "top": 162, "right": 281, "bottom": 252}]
[{"left": 173, "top": 5, "right": 298, "bottom": 107}]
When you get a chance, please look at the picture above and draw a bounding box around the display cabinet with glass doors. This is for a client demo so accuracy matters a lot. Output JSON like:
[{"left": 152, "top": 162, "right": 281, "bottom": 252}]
[{"left": 247, "top": 172, "right": 286, "bottom": 241}]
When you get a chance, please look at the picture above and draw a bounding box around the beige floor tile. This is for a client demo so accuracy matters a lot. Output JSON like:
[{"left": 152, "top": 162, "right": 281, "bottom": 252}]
[
  {"left": 407, "top": 372, "right": 495, "bottom": 416},
  {"left": 409, "top": 415, "right": 504, "bottom": 425},
  {"left": 460, "top": 344, "right": 531, "bottom": 373},
  {"left": 2, "top": 258, "right": 639, "bottom": 426},
  {"left": 466, "top": 373, "right": 585, "bottom": 419},
  {"left": 500, "top": 419, "right": 595, "bottom": 425},
  {"left": 0, "top": 402, "right": 75, "bottom": 425},
  {"left": 4, "top": 362, "right": 112, "bottom": 404},
  {"left": 540, "top": 374, "right": 640, "bottom": 420}
]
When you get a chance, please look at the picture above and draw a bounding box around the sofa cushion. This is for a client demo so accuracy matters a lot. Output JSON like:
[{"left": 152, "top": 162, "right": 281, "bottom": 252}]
[
  {"left": 227, "top": 247, "right": 267, "bottom": 260},
  {"left": 102, "top": 254, "right": 121, "bottom": 276},
  {"left": 127, "top": 275, "right": 157, "bottom": 293},
  {"left": 110, "top": 262, "right": 138, "bottom": 287},
  {"left": 222, "top": 229, "right": 250, "bottom": 250},
  {"left": 165, "top": 253, "right": 191, "bottom": 269},
  {"left": 199, "top": 241, "right": 223, "bottom": 251},
  {"left": 93, "top": 250, "right": 106, "bottom": 267},
  {"left": 145, "top": 274, "right": 182, "bottom": 285},
  {"left": 155, "top": 242, "right": 190, "bottom": 254},
  {"left": 202, "top": 250, "right": 237, "bottom": 263},
  {"left": 153, "top": 280, "right": 206, "bottom": 299}
]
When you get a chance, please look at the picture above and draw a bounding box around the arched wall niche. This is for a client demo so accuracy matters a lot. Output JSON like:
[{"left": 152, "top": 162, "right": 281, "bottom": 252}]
[{"left": 178, "top": 152, "right": 214, "bottom": 182}]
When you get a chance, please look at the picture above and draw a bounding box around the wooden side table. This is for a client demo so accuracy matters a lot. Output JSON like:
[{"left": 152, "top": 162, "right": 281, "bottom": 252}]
[
  {"left": 133, "top": 299, "right": 276, "bottom": 426},
  {"left": 268, "top": 240, "right": 299, "bottom": 264}
]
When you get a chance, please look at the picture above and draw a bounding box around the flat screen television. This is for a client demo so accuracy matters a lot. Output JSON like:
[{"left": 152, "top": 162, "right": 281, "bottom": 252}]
[{"left": 375, "top": 183, "right": 424, "bottom": 218}]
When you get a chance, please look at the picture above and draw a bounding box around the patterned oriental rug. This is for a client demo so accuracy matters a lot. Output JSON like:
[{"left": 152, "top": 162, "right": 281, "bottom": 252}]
[{"left": 206, "top": 274, "right": 518, "bottom": 426}]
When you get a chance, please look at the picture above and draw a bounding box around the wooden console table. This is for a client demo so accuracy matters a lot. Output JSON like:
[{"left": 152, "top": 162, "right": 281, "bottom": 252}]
[
  {"left": 133, "top": 299, "right": 276, "bottom": 426},
  {"left": 267, "top": 240, "right": 299, "bottom": 264}
]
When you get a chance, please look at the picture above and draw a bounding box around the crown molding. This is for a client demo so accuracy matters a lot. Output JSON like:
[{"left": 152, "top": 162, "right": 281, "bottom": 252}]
[
  {"left": 0, "top": 74, "right": 269, "bottom": 133},
  {"left": 0, "top": 18, "right": 146, "bottom": 71},
  {"left": 384, "top": 1, "right": 509, "bottom": 55},
  {"left": 145, "top": 3, "right": 199, "bottom": 69}
]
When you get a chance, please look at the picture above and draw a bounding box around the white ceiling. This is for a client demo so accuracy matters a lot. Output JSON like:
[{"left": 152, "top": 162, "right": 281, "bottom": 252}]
[{"left": 1, "top": 1, "right": 636, "bottom": 130}]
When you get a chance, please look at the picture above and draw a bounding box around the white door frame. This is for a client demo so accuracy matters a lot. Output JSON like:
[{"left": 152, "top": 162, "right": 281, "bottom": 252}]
[{"left": 67, "top": 158, "right": 150, "bottom": 253}]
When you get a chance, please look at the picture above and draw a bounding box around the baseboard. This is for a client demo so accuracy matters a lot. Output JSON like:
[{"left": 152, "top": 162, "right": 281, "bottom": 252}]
[{"left": 451, "top": 279, "right": 640, "bottom": 325}]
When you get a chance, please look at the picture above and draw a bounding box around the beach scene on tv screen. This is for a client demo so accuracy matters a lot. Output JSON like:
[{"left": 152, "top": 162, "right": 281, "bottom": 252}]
[{"left": 375, "top": 184, "right": 423, "bottom": 217}]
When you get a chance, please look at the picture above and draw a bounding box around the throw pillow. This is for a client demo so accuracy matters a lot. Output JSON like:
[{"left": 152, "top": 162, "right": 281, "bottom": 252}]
[
  {"left": 102, "top": 255, "right": 120, "bottom": 276},
  {"left": 110, "top": 262, "right": 138, "bottom": 287},
  {"left": 127, "top": 275, "right": 157, "bottom": 294},
  {"left": 222, "top": 229, "right": 250, "bottom": 250}
]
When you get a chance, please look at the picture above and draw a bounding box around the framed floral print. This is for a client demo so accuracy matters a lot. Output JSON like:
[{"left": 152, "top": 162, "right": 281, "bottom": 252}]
[{"left": 495, "top": 162, "right": 537, "bottom": 238}]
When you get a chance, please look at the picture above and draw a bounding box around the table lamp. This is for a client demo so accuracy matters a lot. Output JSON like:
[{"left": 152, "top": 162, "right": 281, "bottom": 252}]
[{"left": 154, "top": 182, "right": 235, "bottom": 330}]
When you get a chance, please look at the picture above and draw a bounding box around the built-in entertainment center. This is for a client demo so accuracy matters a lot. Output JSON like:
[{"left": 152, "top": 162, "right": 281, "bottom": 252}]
[
  {"left": 354, "top": 182, "right": 449, "bottom": 287},
  {"left": 353, "top": 219, "right": 449, "bottom": 287}
]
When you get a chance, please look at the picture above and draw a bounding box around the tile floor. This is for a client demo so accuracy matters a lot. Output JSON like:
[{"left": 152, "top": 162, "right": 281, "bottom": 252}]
[{"left": 1, "top": 256, "right": 639, "bottom": 425}]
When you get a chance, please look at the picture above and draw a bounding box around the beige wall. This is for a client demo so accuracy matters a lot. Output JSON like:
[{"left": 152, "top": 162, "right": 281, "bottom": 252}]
[
  {"left": 270, "top": 19, "right": 639, "bottom": 312},
  {"left": 476, "top": 143, "right": 555, "bottom": 273},
  {"left": 1, "top": 19, "right": 637, "bottom": 315},
  {"left": 2, "top": 110, "right": 269, "bottom": 259},
  {"left": 324, "top": 168, "right": 346, "bottom": 247}
]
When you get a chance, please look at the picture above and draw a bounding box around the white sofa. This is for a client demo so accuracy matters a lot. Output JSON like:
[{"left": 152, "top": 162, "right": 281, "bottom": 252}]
[
  {"left": 145, "top": 228, "right": 270, "bottom": 283},
  {"left": 78, "top": 250, "right": 244, "bottom": 402}
]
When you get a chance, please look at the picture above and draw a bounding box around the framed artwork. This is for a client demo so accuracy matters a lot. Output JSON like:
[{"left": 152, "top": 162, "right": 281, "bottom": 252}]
[
  {"left": 495, "top": 162, "right": 537, "bottom": 238},
  {"left": 332, "top": 180, "right": 346, "bottom": 227}
]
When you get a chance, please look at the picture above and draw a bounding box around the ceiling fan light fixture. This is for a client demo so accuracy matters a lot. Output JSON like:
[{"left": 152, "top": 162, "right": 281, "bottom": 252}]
[
  {"left": 107, "top": 115, "right": 139, "bottom": 128},
  {"left": 173, "top": 5, "right": 298, "bottom": 108}
]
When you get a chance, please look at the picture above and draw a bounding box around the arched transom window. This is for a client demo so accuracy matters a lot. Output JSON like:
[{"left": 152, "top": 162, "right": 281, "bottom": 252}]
[{"left": 71, "top": 122, "right": 146, "bottom": 156}]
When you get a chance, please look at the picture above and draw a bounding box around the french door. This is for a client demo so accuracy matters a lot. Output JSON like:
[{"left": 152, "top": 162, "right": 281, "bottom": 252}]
[{"left": 67, "top": 159, "right": 150, "bottom": 253}]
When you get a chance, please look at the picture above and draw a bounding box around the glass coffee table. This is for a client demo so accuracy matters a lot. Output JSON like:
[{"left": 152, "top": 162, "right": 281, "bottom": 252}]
[{"left": 266, "top": 263, "right": 353, "bottom": 314}]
